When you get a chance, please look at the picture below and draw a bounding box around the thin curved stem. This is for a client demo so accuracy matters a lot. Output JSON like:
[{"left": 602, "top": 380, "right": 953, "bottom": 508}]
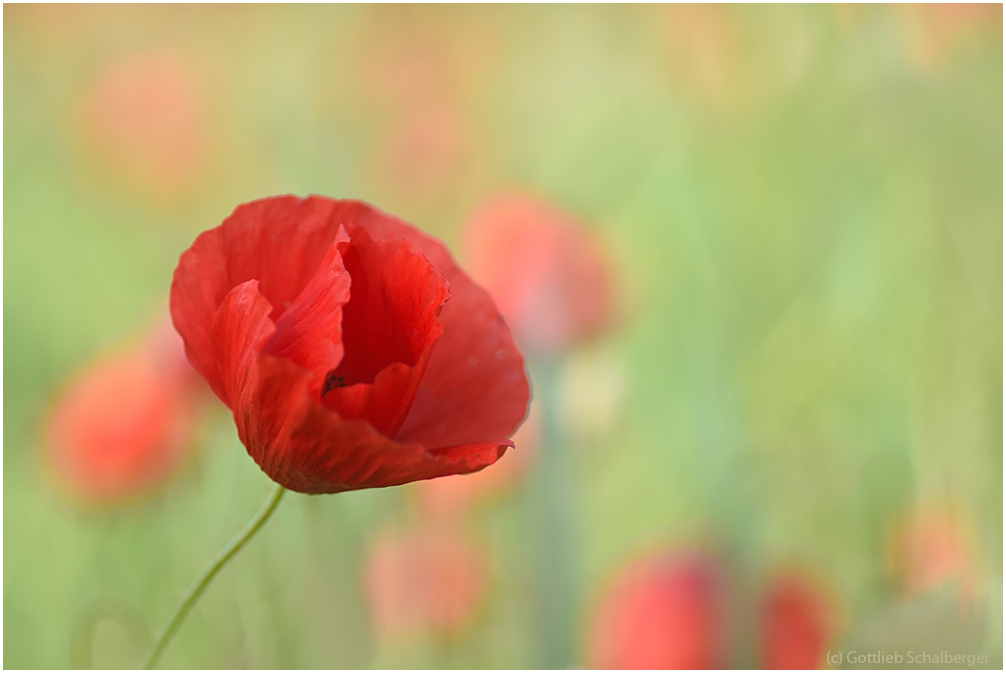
[{"left": 140, "top": 484, "right": 287, "bottom": 669}]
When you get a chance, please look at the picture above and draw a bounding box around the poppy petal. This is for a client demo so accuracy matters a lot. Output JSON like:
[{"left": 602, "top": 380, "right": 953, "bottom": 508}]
[
  {"left": 210, "top": 279, "right": 275, "bottom": 408},
  {"left": 398, "top": 279, "right": 530, "bottom": 447},
  {"left": 220, "top": 195, "right": 349, "bottom": 321},
  {"left": 263, "top": 228, "right": 352, "bottom": 397},
  {"left": 171, "top": 195, "right": 348, "bottom": 402},
  {"left": 171, "top": 225, "right": 229, "bottom": 401}
]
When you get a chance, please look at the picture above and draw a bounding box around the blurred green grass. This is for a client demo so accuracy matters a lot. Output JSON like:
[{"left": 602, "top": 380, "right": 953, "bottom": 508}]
[{"left": 4, "top": 5, "right": 1002, "bottom": 668}]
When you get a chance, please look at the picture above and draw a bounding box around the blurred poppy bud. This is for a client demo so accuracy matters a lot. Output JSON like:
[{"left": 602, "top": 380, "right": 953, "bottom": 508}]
[
  {"left": 759, "top": 570, "right": 838, "bottom": 669},
  {"left": 374, "top": 104, "right": 466, "bottom": 200},
  {"left": 587, "top": 550, "right": 728, "bottom": 669},
  {"left": 44, "top": 317, "right": 206, "bottom": 505},
  {"left": 894, "top": 4, "right": 1002, "bottom": 75},
  {"left": 364, "top": 525, "right": 489, "bottom": 639},
  {"left": 886, "top": 504, "right": 977, "bottom": 605},
  {"left": 83, "top": 50, "right": 204, "bottom": 195},
  {"left": 463, "top": 194, "right": 614, "bottom": 354}
]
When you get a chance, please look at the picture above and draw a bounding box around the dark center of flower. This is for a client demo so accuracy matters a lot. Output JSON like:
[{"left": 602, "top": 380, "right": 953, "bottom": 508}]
[{"left": 321, "top": 372, "right": 347, "bottom": 396}]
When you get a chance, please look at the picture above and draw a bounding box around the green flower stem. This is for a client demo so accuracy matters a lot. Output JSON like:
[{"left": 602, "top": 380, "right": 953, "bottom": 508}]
[{"left": 140, "top": 484, "right": 287, "bottom": 669}]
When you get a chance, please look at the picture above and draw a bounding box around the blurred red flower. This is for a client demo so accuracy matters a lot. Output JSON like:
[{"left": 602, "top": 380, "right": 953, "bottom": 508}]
[
  {"left": 463, "top": 194, "right": 614, "bottom": 354},
  {"left": 886, "top": 505, "right": 977, "bottom": 604},
  {"left": 759, "top": 571, "right": 837, "bottom": 670},
  {"left": 895, "top": 4, "right": 1002, "bottom": 75},
  {"left": 373, "top": 104, "right": 466, "bottom": 200},
  {"left": 83, "top": 50, "right": 204, "bottom": 194},
  {"left": 587, "top": 550, "right": 727, "bottom": 669},
  {"left": 364, "top": 525, "right": 489, "bottom": 638},
  {"left": 45, "top": 319, "right": 205, "bottom": 504},
  {"left": 170, "top": 195, "right": 530, "bottom": 494}
]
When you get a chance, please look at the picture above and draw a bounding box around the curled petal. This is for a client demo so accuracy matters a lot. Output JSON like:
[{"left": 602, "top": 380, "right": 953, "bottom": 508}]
[
  {"left": 171, "top": 226, "right": 229, "bottom": 400},
  {"left": 321, "top": 233, "right": 450, "bottom": 437},
  {"left": 210, "top": 280, "right": 275, "bottom": 409},
  {"left": 330, "top": 201, "right": 531, "bottom": 447},
  {"left": 397, "top": 278, "right": 530, "bottom": 447},
  {"left": 263, "top": 230, "right": 352, "bottom": 397},
  {"left": 172, "top": 196, "right": 350, "bottom": 400}
]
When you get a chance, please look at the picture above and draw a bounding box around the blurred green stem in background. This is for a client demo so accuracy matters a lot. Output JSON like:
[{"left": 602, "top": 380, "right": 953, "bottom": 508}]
[
  {"left": 530, "top": 358, "right": 581, "bottom": 668},
  {"left": 71, "top": 600, "right": 151, "bottom": 669},
  {"left": 140, "top": 484, "right": 287, "bottom": 669}
]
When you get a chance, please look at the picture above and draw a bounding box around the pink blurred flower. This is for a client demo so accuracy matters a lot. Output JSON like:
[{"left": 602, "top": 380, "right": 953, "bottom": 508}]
[
  {"left": 364, "top": 525, "right": 489, "bottom": 639},
  {"left": 587, "top": 550, "right": 728, "bottom": 669},
  {"left": 414, "top": 399, "right": 539, "bottom": 520},
  {"left": 367, "top": 33, "right": 454, "bottom": 109},
  {"left": 372, "top": 104, "right": 466, "bottom": 200},
  {"left": 463, "top": 194, "right": 614, "bottom": 354},
  {"left": 44, "top": 318, "right": 206, "bottom": 504},
  {"left": 759, "top": 570, "right": 838, "bottom": 670},
  {"left": 886, "top": 504, "right": 977, "bottom": 604},
  {"left": 82, "top": 50, "right": 205, "bottom": 194},
  {"left": 895, "top": 4, "right": 1002, "bottom": 75},
  {"left": 364, "top": 28, "right": 473, "bottom": 202}
]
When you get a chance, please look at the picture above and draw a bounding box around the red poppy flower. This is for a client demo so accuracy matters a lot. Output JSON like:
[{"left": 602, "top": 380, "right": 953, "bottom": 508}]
[
  {"left": 587, "top": 550, "right": 727, "bottom": 669},
  {"left": 170, "top": 195, "right": 530, "bottom": 494},
  {"left": 759, "top": 571, "right": 837, "bottom": 670},
  {"left": 45, "top": 318, "right": 205, "bottom": 504},
  {"left": 463, "top": 194, "right": 614, "bottom": 354},
  {"left": 364, "top": 524, "right": 489, "bottom": 638}
]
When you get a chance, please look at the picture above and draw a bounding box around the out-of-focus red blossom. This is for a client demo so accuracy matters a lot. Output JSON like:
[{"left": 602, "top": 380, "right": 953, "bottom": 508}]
[
  {"left": 364, "top": 525, "right": 489, "bottom": 638},
  {"left": 759, "top": 571, "right": 837, "bottom": 670},
  {"left": 45, "top": 319, "right": 205, "bottom": 504},
  {"left": 414, "top": 399, "right": 539, "bottom": 520},
  {"left": 367, "top": 31, "right": 455, "bottom": 109},
  {"left": 170, "top": 195, "right": 530, "bottom": 494},
  {"left": 83, "top": 50, "right": 204, "bottom": 192},
  {"left": 463, "top": 194, "right": 614, "bottom": 354},
  {"left": 886, "top": 505, "right": 977, "bottom": 604},
  {"left": 587, "top": 550, "right": 727, "bottom": 669},
  {"left": 364, "top": 31, "right": 471, "bottom": 201},
  {"left": 895, "top": 4, "right": 1002, "bottom": 74},
  {"left": 373, "top": 105, "right": 466, "bottom": 199}
]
